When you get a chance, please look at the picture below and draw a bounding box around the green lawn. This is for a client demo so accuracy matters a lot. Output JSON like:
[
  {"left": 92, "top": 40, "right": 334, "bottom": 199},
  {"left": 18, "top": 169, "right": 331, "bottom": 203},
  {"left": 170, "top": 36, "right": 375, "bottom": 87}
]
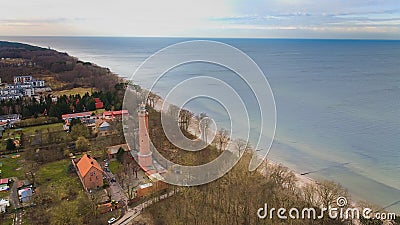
[
  {"left": 0, "top": 123, "right": 64, "bottom": 151},
  {"left": 0, "top": 190, "right": 10, "bottom": 199},
  {"left": 0, "top": 155, "right": 25, "bottom": 179},
  {"left": 109, "top": 160, "right": 122, "bottom": 174},
  {"left": 17, "top": 123, "right": 64, "bottom": 136},
  {"left": 36, "top": 159, "right": 82, "bottom": 196}
]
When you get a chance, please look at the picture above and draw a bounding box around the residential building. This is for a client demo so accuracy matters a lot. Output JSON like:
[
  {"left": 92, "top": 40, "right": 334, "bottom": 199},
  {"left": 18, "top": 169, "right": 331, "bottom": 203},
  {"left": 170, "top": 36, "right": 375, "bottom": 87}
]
[
  {"left": 102, "top": 110, "right": 129, "bottom": 120},
  {"left": 75, "top": 154, "right": 104, "bottom": 190},
  {"left": 0, "top": 75, "right": 46, "bottom": 100},
  {"left": 0, "top": 199, "right": 10, "bottom": 213},
  {"left": 61, "top": 112, "right": 92, "bottom": 121},
  {"left": 106, "top": 144, "right": 130, "bottom": 159},
  {"left": 14, "top": 75, "right": 45, "bottom": 88},
  {"left": 18, "top": 188, "right": 33, "bottom": 203}
]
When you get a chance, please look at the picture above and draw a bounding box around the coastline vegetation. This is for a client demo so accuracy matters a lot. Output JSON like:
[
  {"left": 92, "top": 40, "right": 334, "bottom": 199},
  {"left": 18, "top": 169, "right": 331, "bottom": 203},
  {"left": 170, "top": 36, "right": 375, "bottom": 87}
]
[{"left": 0, "top": 41, "right": 397, "bottom": 225}]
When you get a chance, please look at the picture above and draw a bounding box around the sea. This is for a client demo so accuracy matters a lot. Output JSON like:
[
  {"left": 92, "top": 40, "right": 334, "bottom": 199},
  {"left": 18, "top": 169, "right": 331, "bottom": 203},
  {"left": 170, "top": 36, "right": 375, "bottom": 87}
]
[{"left": 2, "top": 36, "right": 399, "bottom": 213}]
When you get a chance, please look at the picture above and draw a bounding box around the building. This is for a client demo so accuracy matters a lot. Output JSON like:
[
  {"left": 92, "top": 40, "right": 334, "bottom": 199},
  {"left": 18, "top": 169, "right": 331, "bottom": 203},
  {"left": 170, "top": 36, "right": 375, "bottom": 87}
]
[
  {"left": 0, "top": 114, "right": 21, "bottom": 128},
  {"left": 0, "top": 75, "right": 46, "bottom": 100},
  {"left": 61, "top": 112, "right": 92, "bottom": 121},
  {"left": 14, "top": 75, "right": 33, "bottom": 84},
  {"left": 137, "top": 103, "right": 155, "bottom": 174},
  {"left": 0, "top": 199, "right": 10, "bottom": 213},
  {"left": 18, "top": 188, "right": 33, "bottom": 203},
  {"left": 14, "top": 75, "right": 45, "bottom": 88},
  {"left": 0, "top": 178, "right": 10, "bottom": 185},
  {"left": 98, "top": 121, "right": 110, "bottom": 131},
  {"left": 102, "top": 110, "right": 129, "bottom": 120},
  {"left": 15, "top": 180, "right": 32, "bottom": 190},
  {"left": 75, "top": 154, "right": 104, "bottom": 190},
  {"left": 106, "top": 144, "right": 131, "bottom": 159},
  {"left": 94, "top": 98, "right": 104, "bottom": 109}
]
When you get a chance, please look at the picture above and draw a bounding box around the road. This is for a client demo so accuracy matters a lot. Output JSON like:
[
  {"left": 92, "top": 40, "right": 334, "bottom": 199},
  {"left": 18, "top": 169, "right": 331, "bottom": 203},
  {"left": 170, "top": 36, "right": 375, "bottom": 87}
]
[
  {"left": 114, "top": 189, "right": 178, "bottom": 225},
  {"left": 102, "top": 162, "right": 128, "bottom": 204},
  {"left": 9, "top": 177, "right": 22, "bottom": 225}
]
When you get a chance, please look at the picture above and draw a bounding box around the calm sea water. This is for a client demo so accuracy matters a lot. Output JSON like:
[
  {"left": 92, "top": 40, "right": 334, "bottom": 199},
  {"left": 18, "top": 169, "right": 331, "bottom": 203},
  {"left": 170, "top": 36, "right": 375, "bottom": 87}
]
[{"left": 3, "top": 37, "right": 400, "bottom": 212}]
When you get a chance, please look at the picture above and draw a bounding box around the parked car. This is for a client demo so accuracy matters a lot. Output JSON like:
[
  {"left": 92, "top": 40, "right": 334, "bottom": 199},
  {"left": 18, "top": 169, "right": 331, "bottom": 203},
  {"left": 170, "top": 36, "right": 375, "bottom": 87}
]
[{"left": 108, "top": 217, "right": 116, "bottom": 224}]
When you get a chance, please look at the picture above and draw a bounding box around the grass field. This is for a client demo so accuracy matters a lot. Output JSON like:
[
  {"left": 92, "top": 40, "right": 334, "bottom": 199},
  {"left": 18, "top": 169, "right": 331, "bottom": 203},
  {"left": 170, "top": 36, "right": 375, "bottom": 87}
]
[
  {"left": 0, "top": 155, "right": 25, "bottom": 179},
  {"left": 36, "top": 159, "right": 81, "bottom": 195},
  {"left": 52, "top": 87, "right": 97, "bottom": 97},
  {"left": 109, "top": 160, "right": 122, "bottom": 174},
  {"left": 17, "top": 123, "right": 64, "bottom": 136}
]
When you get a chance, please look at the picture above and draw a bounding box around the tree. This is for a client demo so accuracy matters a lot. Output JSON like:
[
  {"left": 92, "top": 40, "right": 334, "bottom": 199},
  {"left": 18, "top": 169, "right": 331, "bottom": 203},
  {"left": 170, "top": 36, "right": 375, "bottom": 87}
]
[
  {"left": 215, "top": 128, "right": 230, "bottom": 152},
  {"left": 116, "top": 147, "right": 125, "bottom": 163},
  {"left": 178, "top": 109, "right": 193, "bottom": 132},
  {"left": 6, "top": 138, "right": 16, "bottom": 151},
  {"left": 75, "top": 137, "right": 90, "bottom": 152},
  {"left": 70, "top": 123, "right": 90, "bottom": 140},
  {"left": 234, "top": 138, "right": 250, "bottom": 156},
  {"left": 316, "top": 180, "right": 348, "bottom": 209},
  {"left": 24, "top": 161, "right": 39, "bottom": 185}
]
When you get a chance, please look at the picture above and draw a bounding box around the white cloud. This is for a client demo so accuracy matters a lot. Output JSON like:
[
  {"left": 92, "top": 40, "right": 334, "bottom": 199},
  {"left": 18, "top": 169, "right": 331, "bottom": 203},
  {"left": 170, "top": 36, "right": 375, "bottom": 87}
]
[{"left": 0, "top": 0, "right": 399, "bottom": 38}]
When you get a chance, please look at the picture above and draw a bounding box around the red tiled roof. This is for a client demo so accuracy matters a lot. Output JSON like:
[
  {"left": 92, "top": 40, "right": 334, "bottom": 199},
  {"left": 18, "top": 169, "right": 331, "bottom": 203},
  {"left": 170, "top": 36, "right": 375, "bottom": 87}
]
[
  {"left": 103, "top": 111, "right": 113, "bottom": 116},
  {"left": 94, "top": 98, "right": 102, "bottom": 103},
  {"left": 103, "top": 110, "right": 129, "bottom": 117},
  {"left": 61, "top": 112, "right": 92, "bottom": 120},
  {"left": 76, "top": 154, "right": 104, "bottom": 178},
  {"left": 0, "top": 178, "right": 8, "bottom": 185},
  {"left": 95, "top": 102, "right": 104, "bottom": 109},
  {"left": 112, "top": 110, "right": 129, "bottom": 116}
]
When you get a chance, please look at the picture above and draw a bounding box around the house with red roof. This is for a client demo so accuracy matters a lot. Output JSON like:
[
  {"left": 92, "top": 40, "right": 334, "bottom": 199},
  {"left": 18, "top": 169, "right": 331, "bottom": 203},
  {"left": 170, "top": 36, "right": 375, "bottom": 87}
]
[
  {"left": 75, "top": 154, "right": 104, "bottom": 190},
  {"left": 61, "top": 112, "right": 92, "bottom": 121},
  {"left": 94, "top": 98, "right": 104, "bottom": 109},
  {"left": 102, "top": 110, "right": 129, "bottom": 120}
]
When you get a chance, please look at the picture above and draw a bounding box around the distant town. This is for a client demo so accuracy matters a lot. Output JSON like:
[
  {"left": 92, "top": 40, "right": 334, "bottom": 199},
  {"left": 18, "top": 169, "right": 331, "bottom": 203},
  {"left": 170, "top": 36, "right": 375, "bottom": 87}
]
[{"left": 0, "top": 75, "right": 49, "bottom": 101}]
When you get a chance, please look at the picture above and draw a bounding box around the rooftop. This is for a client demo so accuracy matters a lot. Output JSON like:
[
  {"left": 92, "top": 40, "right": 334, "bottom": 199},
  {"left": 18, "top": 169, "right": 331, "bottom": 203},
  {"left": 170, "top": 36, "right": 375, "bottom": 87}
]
[{"left": 76, "top": 154, "right": 103, "bottom": 178}]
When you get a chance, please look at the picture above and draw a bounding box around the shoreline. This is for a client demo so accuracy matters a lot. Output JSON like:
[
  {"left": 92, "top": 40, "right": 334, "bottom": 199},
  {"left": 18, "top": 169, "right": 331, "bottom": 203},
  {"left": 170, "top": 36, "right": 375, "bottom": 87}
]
[
  {"left": 151, "top": 93, "right": 317, "bottom": 189},
  {"left": 4, "top": 38, "right": 395, "bottom": 213}
]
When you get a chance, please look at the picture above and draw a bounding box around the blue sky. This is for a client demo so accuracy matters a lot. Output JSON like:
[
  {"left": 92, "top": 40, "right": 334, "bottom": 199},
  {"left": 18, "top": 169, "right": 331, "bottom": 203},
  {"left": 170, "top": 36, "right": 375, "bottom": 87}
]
[{"left": 0, "top": 0, "right": 399, "bottom": 39}]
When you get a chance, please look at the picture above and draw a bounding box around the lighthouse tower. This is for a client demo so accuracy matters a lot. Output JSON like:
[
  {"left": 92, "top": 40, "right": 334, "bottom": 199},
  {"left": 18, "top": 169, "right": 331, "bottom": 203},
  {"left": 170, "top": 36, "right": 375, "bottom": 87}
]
[{"left": 137, "top": 103, "right": 153, "bottom": 169}]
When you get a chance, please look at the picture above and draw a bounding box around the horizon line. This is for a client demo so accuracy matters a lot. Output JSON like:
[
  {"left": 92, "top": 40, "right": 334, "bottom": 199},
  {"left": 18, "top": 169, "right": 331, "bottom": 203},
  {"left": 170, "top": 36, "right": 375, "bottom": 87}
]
[{"left": 1, "top": 35, "right": 399, "bottom": 42}]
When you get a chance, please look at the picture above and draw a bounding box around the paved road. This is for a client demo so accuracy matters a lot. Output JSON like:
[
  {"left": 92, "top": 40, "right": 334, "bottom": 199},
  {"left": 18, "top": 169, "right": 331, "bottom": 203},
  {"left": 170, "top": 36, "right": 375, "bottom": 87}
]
[
  {"left": 102, "top": 162, "right": 128, "bottom": 203},
  {"left": 115, "top": 190, "right": 178, "bottom": 225},
  {"left": 10, "top": 177, "right": 22, "bottom": 225}
]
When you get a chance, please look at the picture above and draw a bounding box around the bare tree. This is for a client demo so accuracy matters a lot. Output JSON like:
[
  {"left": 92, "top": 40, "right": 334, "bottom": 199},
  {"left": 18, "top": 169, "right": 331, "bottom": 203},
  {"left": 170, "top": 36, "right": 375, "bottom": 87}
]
[
  {"left": 316, "top": 180, "right": 348, "bottom": 208},
  {"left": 178, "top": 109, "right": 193, "bottom": 132},
  {"left": 215, "top": 128, "right": 230, "bottom": 152},
  {"left": 24, "top": 160, "right": 39, "bottom": 185},
  {"left": 147, "top": 92, "right": 159, "bottom": 108},
  {"left": 234, "top": 138, "right": 250, "bottom": 156}
]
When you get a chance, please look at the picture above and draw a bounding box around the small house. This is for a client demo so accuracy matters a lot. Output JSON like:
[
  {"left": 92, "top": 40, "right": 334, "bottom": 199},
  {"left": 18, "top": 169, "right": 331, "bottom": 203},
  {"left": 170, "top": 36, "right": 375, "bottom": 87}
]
[
  {"left": 76, "top": 154, "right": 104, "bottom": 190},
  {"left": 0, "top": 199, "right": 10, "bottom": 213},
  {"left": 18, "top": 187, "right": 33, "bottom": 203},
  {"left": 106, "top": 144, "right": 130, "bottom": 159}
]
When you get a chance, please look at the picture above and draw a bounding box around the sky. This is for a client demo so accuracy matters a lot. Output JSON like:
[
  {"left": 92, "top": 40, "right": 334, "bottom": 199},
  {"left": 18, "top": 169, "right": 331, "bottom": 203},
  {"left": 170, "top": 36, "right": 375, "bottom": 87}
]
[{"left": 0, "top": 0, "right": 399, "bottom": 39}]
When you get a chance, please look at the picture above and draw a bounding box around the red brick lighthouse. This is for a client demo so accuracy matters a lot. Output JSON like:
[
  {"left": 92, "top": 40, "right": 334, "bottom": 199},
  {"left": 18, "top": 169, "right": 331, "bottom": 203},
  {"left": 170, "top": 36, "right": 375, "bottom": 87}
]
[{"left": 137, "top": 103, "right": 153, "bottom": 170}]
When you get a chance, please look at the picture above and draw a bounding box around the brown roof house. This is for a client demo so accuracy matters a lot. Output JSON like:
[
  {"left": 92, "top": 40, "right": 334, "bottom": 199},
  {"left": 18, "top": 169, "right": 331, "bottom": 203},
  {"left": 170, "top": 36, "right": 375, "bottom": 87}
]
[
  {"left": 75, "top": 154, "right": 104, "bottom": 190},
  {"left": 106, "top": 144, "right": 131, "bottom": 159}
]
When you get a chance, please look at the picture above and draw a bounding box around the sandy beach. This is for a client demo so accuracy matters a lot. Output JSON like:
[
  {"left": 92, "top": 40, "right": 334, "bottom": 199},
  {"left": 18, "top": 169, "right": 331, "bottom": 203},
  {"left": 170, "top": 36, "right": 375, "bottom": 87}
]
[{"left": 151, "top": 95, "right": 317, "bottom": 189}]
